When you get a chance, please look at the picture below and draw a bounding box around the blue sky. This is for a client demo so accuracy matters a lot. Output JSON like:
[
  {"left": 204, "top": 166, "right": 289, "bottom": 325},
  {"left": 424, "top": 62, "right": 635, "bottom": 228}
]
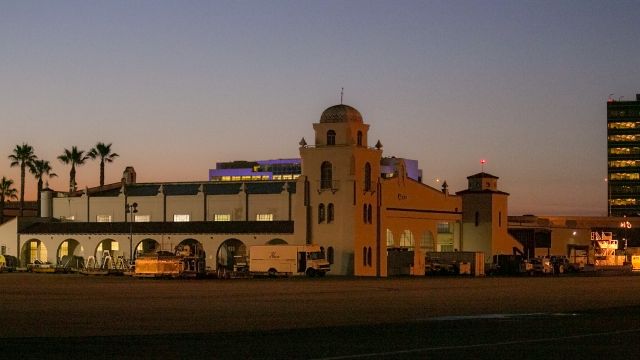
[{"left": 1, "top": 0, "right": 639, "bottom": 215}]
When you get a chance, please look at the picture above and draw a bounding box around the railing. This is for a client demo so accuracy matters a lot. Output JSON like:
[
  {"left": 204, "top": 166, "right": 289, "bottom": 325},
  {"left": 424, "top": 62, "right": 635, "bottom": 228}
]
[{"left": 316, "top": 180, "right": 340, "bottom": 193}]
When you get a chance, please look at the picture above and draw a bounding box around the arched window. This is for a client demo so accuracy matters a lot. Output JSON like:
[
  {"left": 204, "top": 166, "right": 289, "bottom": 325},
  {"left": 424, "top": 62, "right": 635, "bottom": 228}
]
[
  {"left": 327, "top": 203, "right": 334, "bottom": 223},
  {"left": 363, "top": 204, "right": 368, "bottom": 223},
  {"left": 367, "top": 246, "right": 372, "bottom": 266},
  {"left": 364, "top": 162, "right": 371, "bottom": 191},
  {"left": 327, "top": 246, "right": 334, "bottom": 264},
  {"left": 421, "top": 231, "right": 435, "bottom": 252},
  {"left": 357, "top": 131, "right": 363, "bottom": 146},
  {"left": 318, "top": 204, "right": 325, "bottom": 223},
  {"left": 399, "top": 230, "right": 414, "bottom": 249},
  {"left": 321, "top": 161, "right": 332, "bottom": 189},
  {"left": 475, "top": 211, "right": 480, "bottom": 227},
  {"left": 327, "top": 130, "right": 336, "bottom": 145},
  {"left": 367, "top": 204, "right": 372, "bottom": 224},
  {"left": 386, "top": 229, "right": 394, "bottom": 247},
  {"left": 363, "top": 247, "right": 367, "bottom": 267}
]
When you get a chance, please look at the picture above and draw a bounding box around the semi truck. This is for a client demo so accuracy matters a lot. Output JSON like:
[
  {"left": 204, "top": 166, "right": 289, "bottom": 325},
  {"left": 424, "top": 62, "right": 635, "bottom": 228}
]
[{"left": 249, "top": 244, "right": 330, "bottom": 277}]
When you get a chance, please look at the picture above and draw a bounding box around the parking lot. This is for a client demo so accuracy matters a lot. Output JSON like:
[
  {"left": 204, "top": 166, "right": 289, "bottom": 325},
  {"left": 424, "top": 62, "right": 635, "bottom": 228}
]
[{"left": 1, "top": 273, "right": 640, "bottom": 358}]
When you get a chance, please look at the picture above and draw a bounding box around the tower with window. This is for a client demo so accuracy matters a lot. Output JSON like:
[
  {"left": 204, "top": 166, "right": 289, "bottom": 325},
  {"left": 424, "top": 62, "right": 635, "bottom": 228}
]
[
  {"left": 299, "top": 104, "right": 382, "bottom": 275},
  {"left": 457, "top": 172, "right": 514, "bottom": 258}
]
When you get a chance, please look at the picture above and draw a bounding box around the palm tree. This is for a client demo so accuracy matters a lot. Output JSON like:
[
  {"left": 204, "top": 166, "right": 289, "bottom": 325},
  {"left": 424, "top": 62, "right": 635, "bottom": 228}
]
[
  {"left": 8, "top": 143, "right": 37, "bottom": 217},
  {"left": 0, "top": 177, "right": 18, "bottom": 224},
  {"left": 88, "top": 142, "right": 119, "bottom": 187},
  {"left": 29, "top": 159, "right": 57, "bottom": 216},
  {"left": 58, "top": 146, "right": 88, "bottom": 193}
]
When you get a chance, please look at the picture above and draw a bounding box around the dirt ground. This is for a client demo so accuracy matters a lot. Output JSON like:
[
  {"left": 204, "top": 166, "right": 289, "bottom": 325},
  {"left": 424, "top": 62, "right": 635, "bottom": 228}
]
[{"left": 1, "top": 273, "right": 640, "bottom": 339}]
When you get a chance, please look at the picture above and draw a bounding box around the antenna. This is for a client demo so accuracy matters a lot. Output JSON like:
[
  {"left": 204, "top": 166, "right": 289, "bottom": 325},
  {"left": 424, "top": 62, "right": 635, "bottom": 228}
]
[
  {"left": 340, "top": 87, "right": 344, "bottom": 104},
  {"left": 481, "top": 159, "right": 486, "bottom": 172}
]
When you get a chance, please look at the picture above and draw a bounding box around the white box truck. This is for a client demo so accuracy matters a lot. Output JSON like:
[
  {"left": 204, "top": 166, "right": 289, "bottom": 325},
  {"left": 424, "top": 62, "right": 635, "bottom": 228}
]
[{"left": 249, "top": 244, "right": 330, "bottom": 277}]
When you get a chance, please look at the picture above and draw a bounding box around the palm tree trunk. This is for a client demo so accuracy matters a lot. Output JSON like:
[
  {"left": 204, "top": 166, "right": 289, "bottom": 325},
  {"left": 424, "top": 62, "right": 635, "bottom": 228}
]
[
  {"left": 37, "top": 178, "right": 43, "bottom": 217},
  {"left": 0, "top": 194, "right": 5, "bottom": 224},
  {"left": 70, "top": 165, "right": 76, "bottom": 193},
  {"left": 19, "top": 164, "right": 25, "bottom": 217},
  {"left": 100, "top": 160, "right": 105, "bottom": 187}
]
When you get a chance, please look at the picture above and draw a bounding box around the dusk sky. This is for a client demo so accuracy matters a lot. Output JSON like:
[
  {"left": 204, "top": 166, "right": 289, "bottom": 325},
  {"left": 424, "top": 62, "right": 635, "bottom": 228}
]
[{"left": 1, "top": 0, "right": 639, "bottom": 216}]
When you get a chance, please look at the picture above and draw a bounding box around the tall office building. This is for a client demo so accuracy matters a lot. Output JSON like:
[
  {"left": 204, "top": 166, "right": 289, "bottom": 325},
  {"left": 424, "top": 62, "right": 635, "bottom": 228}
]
[{"left": 607, "top": 94, "right": 640, "bottom": 216}]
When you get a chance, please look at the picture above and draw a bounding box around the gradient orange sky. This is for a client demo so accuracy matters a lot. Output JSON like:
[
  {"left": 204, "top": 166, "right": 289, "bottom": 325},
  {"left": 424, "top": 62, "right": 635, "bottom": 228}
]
[{"left": 2, "top": 1, "right": 639, "bottom": 216}]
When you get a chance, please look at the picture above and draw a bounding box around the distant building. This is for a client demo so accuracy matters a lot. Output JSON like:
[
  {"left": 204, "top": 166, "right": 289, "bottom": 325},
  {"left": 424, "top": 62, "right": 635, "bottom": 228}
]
[
  {"left": 209, "top": 159, "right": 302, "bottom": 182},
  {"left": 0, "top": 103, "right": 519, "bottom": 276},
  {"left": 607, "top": 94, "right": 640, "bottom": 216}
]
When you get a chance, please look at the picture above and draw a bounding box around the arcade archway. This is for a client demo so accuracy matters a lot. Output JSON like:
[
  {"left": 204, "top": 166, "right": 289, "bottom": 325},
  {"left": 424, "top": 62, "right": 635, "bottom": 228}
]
[
  {"left": 217, "top": 239, "right": 247, "bottom": 271},
  {"left": 20, "top": 239, "right": 48, "bottom": 265},
  {"left": 134, "top": 238, "right": 161, "bottom": 258}
]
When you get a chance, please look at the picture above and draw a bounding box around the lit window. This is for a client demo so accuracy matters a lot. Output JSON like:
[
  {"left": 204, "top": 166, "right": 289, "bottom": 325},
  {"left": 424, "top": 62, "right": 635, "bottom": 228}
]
[
  {"left": 60, "top": 215, "right": 75, "bottom": 221},
  {"left": 256, "top": 214, "right": 274, "bottom": 221},
  {"left": 386, "top": 229, "right": 394, "bottom": 247},
  {"left": 610, "top": 173, "right": 640, "bottom": 181},
  {"left": 214, "top": 214, "right": 231, "bottom": 221},
  {"left": 174, "top": 214, "right": 190, "bottom": 222},
  {"left": 399, "top": 230, "right": 414, "bottom": 249},
  {"left": 134, "top": 215, "right": 150, "bottom": 222},
  {"left": 437, "top": 222, "right": 451, "bottom": 233},
  {"left": 421, "top": 232, "right": 435, "bottom": 251},
  {"left": 96, "top": 215, "right": 112, "bottom": 223}
]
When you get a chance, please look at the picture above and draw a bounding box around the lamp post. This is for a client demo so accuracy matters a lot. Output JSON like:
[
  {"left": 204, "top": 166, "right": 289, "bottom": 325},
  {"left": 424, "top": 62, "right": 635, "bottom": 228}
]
[{"left": 125, "top": 202, "right": 138, "bottom": 262}]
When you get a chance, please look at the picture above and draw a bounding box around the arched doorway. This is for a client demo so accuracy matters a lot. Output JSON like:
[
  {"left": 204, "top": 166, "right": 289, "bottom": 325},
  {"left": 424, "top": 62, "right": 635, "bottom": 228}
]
[
  {"left": 176, "top": 238, "right": 206, "bottom": 275},
  {"left": 20, "top": 239, "right": 48, "bottom": 265},
  {"left": 57, "top": 239, "right": 84, "bottom": 269},
  {"left": 217, "top": 239, "right": 247, "bottom": 272},
  {"left": 95, "top": 239, "right": 121, "bottom": 266},
  {"left": 135, "top": 238, "right": 161, "bottom": 258},
  {"left": 267, "top": 238, "right": 287, "bottom": 245},
  {"left": 57, "top": 239, "right": 83, "bottom": 260}
]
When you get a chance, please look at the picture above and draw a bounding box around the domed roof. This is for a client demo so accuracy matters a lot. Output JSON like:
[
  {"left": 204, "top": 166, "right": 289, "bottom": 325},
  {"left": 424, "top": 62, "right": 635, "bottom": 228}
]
[{"left": 320, "top": 104, "right": 363, "bottom": 124}]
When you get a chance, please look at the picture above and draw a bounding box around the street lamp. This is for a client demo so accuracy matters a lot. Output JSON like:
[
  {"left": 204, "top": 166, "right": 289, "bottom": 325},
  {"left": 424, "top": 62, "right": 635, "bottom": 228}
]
[{"left": 125, "top": 202, "right": 138, "bottom": 262}]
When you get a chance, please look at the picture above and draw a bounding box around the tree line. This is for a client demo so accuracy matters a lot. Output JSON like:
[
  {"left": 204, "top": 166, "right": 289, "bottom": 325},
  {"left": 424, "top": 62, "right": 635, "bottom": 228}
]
[{"left": 1, "top": 142, "right": 119, "bottom": 222}]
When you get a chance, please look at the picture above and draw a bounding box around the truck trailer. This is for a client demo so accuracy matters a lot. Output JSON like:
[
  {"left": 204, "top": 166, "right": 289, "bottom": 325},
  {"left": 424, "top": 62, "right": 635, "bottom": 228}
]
[{"left": 249, "top": 245, "right": 330, "bottom": 277}]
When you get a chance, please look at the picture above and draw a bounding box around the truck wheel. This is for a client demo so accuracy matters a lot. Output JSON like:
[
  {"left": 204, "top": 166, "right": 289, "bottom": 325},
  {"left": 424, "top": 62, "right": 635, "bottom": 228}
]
[
  {"left": 306, "top": 268, "right": 316, "bottom": 277},
  {"left": 268, "top": 268, "right": 277, "bottom": 277}
]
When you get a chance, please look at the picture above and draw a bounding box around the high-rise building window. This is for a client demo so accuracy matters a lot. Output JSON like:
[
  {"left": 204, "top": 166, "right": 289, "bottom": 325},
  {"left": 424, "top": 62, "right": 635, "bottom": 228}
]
[{"left": 327, "top": 130, "right": 336, "bottom": 145}]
